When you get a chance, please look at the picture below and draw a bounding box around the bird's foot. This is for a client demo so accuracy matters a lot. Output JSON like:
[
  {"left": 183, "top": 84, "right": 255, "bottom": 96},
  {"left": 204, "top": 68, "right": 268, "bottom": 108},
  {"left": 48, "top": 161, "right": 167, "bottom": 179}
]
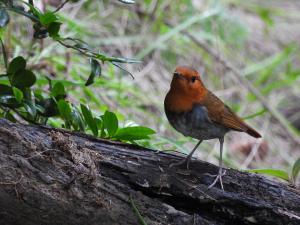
[
  {"left": 169, "top": 158, "right": 191, "bottom": 170},
  {"left": 206, "top": 168, "right": 226, "bottom": 190},
  {"left": 205, "top": 169, "right": 226, "bottom": 177}
]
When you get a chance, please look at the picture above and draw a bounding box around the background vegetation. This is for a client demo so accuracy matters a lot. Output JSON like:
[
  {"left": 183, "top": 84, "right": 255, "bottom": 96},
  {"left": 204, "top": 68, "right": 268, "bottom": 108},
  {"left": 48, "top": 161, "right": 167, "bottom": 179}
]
[{"left": 0, "top": 0, "right": 299, "bottom": 185}]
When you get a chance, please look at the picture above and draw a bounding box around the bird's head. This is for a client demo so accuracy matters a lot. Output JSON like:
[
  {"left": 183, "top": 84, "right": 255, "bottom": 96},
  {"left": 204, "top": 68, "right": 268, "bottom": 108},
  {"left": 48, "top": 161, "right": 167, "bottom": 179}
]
[
  {"left": 165, "top": 66, "right": 207, "bottom": 113},
  {"left": 170, "top": 66, "right": 206, "bottom": 98}
]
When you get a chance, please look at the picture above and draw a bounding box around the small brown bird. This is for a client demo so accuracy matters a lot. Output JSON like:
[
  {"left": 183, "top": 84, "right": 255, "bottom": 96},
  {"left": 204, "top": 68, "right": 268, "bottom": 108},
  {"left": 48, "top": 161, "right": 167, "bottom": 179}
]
[{"left": 164, "top": 66, "right": 261, "bottom": 189}]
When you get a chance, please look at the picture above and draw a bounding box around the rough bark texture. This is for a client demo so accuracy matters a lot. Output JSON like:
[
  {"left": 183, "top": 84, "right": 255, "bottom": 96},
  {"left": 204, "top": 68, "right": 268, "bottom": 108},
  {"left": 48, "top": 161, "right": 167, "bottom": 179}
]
[{"left": 0, "top": 119, "right": 299, "bottom": 225}]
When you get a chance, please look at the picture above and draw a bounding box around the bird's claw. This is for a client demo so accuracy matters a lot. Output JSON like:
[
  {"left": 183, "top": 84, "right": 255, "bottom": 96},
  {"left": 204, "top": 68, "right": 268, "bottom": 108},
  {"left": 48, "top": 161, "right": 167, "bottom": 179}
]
[
  {"left": 206, "top": 168, "right": 226, "bottom": 190},
  {"left": 205, "top": 169, "right": 226, "bottom": 177}
]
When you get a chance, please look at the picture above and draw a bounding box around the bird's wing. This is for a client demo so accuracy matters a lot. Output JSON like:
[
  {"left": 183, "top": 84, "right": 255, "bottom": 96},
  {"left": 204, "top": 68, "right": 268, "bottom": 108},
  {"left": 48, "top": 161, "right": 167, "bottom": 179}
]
[
  {"left": 220, "top": 105, "right": 261, "bottom": 137},
  {"left": 201, "top": 91, "right": 246, "bottom": 132},
  {"left": 221, "top": 105, "right": 247, "bottom": 132}
]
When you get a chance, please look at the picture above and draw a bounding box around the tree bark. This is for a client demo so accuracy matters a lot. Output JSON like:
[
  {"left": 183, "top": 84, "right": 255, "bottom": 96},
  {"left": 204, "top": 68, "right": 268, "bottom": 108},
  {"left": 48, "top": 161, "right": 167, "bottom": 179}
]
[{"left": 0, "top": 119, "right": 299, "bottom": 225}]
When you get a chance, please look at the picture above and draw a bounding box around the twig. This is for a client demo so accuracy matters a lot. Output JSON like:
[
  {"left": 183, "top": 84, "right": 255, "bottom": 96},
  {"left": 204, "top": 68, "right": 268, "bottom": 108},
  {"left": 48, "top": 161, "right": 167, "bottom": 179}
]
[
  {"left": 56, "top": 39, "right": 93, "bottom": 58},
  {"left": 0, "top": 38, "right": 8, "bottom": 71},
  {"left": 182, "top": 31, "right": 300, "bottom": 147},
  {"left": 149, "top": 0, "right": 160, "bottom": 21},
  {"left": 129, "top": 196, "right": 148, "bottom": 225},
  {"left": 111, "top": 62, "right": 135, "bottom": 79},
  {"left": 53, "top": 0, "right": 70, "bottom": 13},
  {"left": 0, "top": 166, "right": 23, "bottom": 198}
]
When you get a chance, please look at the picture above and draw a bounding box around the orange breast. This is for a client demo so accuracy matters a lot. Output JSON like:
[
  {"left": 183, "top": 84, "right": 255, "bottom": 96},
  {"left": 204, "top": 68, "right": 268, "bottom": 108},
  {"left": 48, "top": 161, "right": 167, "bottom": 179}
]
[
  {"left": 164, "top": 88, "right": 207, "bottom": 113},
  {"left": 165, "top": 93, "right": 193, "bottom": 113}
]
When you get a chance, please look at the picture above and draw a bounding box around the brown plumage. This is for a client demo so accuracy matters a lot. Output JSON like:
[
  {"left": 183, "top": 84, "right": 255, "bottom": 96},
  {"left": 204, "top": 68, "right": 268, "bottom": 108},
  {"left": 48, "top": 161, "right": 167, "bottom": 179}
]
[
  {"left": 164, "top": 66, "right": 261, "bottom": 190},
  {"left": 201, "top": 91, "right": 261, "bottom": 138}
]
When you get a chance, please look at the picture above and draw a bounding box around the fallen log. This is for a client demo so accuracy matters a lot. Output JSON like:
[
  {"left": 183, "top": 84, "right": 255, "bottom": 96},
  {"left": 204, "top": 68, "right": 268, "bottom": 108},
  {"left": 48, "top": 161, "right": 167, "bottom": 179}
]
[{"left": 0, "top": 119, "right": 299, "bottom": 225}]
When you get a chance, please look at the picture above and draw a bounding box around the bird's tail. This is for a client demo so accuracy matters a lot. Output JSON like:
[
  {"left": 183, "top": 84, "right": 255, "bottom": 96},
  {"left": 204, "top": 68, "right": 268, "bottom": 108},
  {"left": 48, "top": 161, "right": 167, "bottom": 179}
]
[{"left": 245, "top": 125, "right": 261, "bottom": 138}]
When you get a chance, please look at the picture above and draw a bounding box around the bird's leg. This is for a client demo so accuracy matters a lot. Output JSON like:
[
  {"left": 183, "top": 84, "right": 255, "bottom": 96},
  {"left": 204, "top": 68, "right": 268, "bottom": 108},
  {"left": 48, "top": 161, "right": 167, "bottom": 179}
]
[
  {"left": 208, "top": 137, "right": 225, "bottom": 190},
  {"left": 169, "top": 140, "right": 202, "bottom": 169}
]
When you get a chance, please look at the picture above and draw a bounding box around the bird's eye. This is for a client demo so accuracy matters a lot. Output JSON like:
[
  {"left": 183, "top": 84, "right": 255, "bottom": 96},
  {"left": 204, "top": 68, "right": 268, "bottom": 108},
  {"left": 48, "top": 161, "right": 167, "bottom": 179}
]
[
  {"left": 174, "top": 72, "right": 180, "bottom": 78},
  {"left": 191, "top": 77, "right": 196, "bottom": 83}
]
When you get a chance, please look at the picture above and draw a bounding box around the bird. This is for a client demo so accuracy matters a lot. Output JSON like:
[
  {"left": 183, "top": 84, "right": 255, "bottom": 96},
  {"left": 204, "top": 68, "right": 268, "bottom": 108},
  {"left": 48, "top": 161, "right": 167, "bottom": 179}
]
[{"left": 164, "top": 66, "right": 261, "bottom": 190}]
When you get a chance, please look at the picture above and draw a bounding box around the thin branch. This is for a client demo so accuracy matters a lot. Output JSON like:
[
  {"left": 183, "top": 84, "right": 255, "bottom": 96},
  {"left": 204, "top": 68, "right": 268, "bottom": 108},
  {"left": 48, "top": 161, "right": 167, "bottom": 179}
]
[
  {"left": 111, "top": 62, "right": 135, "bottom": 79},
  {"left": 129, "top": 196, "right": 148, "bottom": 225},
  {"left": 53, "top": 0, "right": 70, "bottom": 13},
  {"left": 56, "top": 39, "right": 93, "bottom": 58},
  {"left": 3, "top": 6, "right": 39, "bottom": 22}
]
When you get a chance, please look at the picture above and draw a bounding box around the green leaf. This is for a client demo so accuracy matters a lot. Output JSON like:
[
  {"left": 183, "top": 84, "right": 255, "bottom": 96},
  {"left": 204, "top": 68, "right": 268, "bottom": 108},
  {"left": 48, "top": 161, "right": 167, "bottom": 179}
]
[
  {"left": 57, "top": 99, "right": 72, "bottom": 121},
  {"left": 12, "top": 87, "right": 23, "bottom": 103},
  {"left": 85, "top": 58, "right": 101, "bottom": 86},
  {"left": 242, "top": 108, "right": 267, "bottom": 120},
  {"left": 96, "top": 54, "right": 141, "bottom": 64},
  {"left": 4, "top": 111, "right": 16, "bottom": 122},
  {"left": 244, "top": 169, "right": 289, "bottom": 181},
  {"left": 23, "top": 88, "right": 34, "bottom": 102},
  {"left": 0, "top": 84, "right": 13, "bottom": 95},
  {"left": 80, "top": 104, "right": 98, "bottom": 136},
  {"left": 23, "top": 101, "right": 37, "bottom": 118},
  {"left": 11, "top": 69, "right": 36, "bottom": 88},
  {"left": 0, "top": 95, "right": 21, "bottom": 107},
  {"left": 71, "top": 106, "right": 85, "bottom": 131},
  {"left": 8, "top": 56, "right": 26, "bottom": 75},
  {"left": 23, "top": 2, "right": 42, "bottom": 18},
  {"left": 96, "top": 117, "right": 106, "bottom": 138},
  {"left": 35, "top": 104, "right": 46, "bottom": 114},
  {"left": 48, "top": 22, "right": 61, "bottom": 38},
  {"left": 38, "top": 98, "right": 59, "bottom": 117},
  {"left": 292, "top": 158, "right": 300, "bottom": 183},
  {"left": 95, "top": 117, "right": 102, "bottom": 129},
  {"left": 52, "top": 81, "right": 66, "bottom": 98},
  {"left": 0, "top": 9, "right": 10, "bottom": 27},
  {"left": 103, "top": 111, "right": 118, "bottom": 137},
  {"left": 114, "top": 126, "right": 155, "bottom": 141},
  {"left": 0, "top": 38, "right": 8, "bottom": 71},
  {"left": 39, "top": 12, "right": 58, "bottom": 25}
]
